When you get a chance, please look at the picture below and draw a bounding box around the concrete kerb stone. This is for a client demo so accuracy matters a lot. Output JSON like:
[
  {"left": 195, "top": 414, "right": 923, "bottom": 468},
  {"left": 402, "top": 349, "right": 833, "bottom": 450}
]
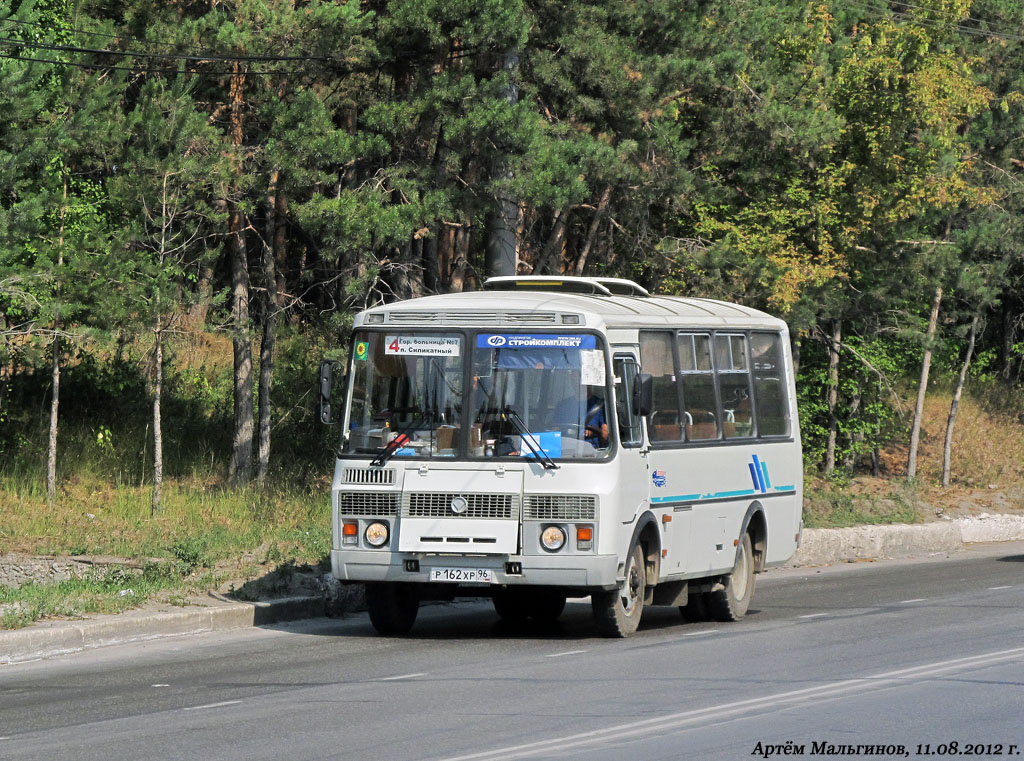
[
  {"left": 786, "top": 514, "right": 1024, "bottom": 567},
  {"left": 0, "top": 594, "right": 323, "bottom": 665}
]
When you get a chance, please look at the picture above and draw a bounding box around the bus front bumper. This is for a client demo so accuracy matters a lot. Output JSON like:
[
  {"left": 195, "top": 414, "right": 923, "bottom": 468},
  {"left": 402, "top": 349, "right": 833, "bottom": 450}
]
[{"left": 331, "top": 549, "right": 620, "bottom": 590}]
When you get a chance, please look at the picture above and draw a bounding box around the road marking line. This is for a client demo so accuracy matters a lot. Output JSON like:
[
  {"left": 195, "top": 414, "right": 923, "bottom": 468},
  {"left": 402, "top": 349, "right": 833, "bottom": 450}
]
[
  {"left": 900, "top": 598, "right": 926, "bottom": 604},
  {"left": 546, "top": 650, "right": 587, "bottom": 658},
  {"left": 379, "top": 673, "right": 427, "bottom": 681},
  {"left": 989, "top": 585, "right": 1012, "bottom": 590},
  {"left": 183, "top": 700, "right": 242, "bottom": 711},
  {"left": 683, "top": 629, "right": 719, "bottom": 636},
  {"left": 151, "top": 684, "right": 170, "bottom": 688},
  {"left": 434, "top": 647, "right": 1024, "bottom": 761},
  {"left": 798, "top": 613, "right": 828, "bottom": 619}
]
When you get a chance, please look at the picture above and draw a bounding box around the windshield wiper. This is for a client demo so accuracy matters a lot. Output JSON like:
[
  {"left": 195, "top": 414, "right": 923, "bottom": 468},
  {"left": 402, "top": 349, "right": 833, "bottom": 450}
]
[
  {"left": 501, "top": 406, "right": 559, "bottom": 470},
  {"left": 370, "top": 409, "right": 430, "bottom": 467}
]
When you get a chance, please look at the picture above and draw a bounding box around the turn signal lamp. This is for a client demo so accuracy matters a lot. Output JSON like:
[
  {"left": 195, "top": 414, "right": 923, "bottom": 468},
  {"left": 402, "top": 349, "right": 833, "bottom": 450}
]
[
  {"left": 342, "top": 521, "right": 358, "bottom": 546},
  {"left": 576, "top": 525, "right": 594, "bottom": 551}
]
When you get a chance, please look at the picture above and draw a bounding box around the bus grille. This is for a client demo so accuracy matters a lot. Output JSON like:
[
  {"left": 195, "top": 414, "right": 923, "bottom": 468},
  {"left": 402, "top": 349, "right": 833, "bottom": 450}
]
[
  {"left": 404, "top": 492, "right": 519, "bottom": 519},
  {"left": 343, "top": 467, "right": 395, "bottom": 485},
  {"left": 524, "top": 494, "right": 597, "bottom": 520},
  {"left": 337, "top": 492, "right": 399, "bottom": 516}
]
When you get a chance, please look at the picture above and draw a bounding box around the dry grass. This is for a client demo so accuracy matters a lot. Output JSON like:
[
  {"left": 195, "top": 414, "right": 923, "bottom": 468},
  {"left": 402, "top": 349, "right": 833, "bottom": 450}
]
[{"left": 911, "top": 388, "right": 1024, "bottom": 489}]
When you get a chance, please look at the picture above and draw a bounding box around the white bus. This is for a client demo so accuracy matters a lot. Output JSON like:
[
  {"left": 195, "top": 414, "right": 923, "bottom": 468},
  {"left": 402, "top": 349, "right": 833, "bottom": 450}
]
[{"left": 319, "top": 276, "right": 802, "bottom": 637}]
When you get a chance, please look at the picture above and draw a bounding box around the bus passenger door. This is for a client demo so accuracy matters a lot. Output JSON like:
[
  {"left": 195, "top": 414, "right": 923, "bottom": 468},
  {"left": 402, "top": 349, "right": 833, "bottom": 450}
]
[{"left": 611, "top": 353, "right": 650, "bottom": 535}]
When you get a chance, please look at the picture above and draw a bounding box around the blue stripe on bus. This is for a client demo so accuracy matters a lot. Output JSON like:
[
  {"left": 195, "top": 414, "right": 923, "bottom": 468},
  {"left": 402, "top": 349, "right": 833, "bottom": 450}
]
[
  {"left": 748, "top": 463, "right": 761, "bottom": 492},
  {"left": 761, "top": 461, "right": 772, "bottom": 490},
  {"left": 752, "top": 454, "right": 767, "bottom": 492},
  {"left": 651, "top": 494, "right": 701, "bottom": 504}
]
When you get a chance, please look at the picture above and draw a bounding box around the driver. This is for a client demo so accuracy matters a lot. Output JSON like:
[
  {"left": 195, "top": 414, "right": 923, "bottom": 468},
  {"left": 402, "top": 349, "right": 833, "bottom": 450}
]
[{"left": 552, "top": 389, "right": 609, "bottom": 448}]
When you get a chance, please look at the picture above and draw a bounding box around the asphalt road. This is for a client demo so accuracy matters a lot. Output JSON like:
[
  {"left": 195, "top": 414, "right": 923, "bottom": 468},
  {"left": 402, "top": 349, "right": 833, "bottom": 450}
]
[{"left": 2, "top": 542, "right": 1023, "bottom": 761}]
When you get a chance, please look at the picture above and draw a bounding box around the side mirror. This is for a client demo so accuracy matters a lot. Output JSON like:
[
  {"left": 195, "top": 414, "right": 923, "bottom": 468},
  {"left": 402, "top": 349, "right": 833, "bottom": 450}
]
[
  {"left": 318, "top": 360, "right": 339, "bottom": 425},
  {"left": 633, "top": 373, "right": 653, "bottom": 417}
]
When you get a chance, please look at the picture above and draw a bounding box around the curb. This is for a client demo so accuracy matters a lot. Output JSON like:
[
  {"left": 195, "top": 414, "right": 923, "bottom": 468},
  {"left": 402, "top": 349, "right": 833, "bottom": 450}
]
[
  {"left": 0, "top": 594, "right": 323, "bottom": 665},
  {"left": 787, "top": 515, "right": 1024, "bottom": 567},
  {"left": 4, "top": 515, "right": 1024, "bottom": 664}
]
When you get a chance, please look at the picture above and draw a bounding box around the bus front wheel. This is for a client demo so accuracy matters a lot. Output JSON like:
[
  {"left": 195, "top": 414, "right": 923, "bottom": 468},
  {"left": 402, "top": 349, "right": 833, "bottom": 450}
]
[
  {"left": 592, "top": 543, "right": 645, "bottom": 637},
  {"left": 707, "top": 533, "right": 755, "bottom": 622},
  {"left": 366, "top": 582, "right": 419, "bottom": 635}
]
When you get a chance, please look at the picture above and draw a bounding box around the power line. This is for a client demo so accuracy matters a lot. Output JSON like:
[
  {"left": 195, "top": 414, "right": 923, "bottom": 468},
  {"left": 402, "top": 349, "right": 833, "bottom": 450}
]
[{"left": 838, "top": 0, "right": 1024, "bottom": 44}]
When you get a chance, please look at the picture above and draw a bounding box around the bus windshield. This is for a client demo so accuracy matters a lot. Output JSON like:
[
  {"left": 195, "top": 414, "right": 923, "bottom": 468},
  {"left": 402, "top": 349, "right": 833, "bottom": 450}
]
[
  {"left": 470, "top": 333, "right": 610, "bottom": 461},
  {"left": 343, "top": 332, "right": 465, "bottom": 458},
  {"left": 342, "top": 331, "right": 611, "bottom": 461}
]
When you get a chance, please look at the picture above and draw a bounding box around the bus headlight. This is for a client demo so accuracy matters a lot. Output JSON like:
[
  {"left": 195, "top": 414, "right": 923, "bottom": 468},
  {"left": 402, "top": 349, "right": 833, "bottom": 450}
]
[
  {"left": 540, "top": 525, "right": 567, "bottom": 552},
  {"left": 364, "top": 521, "right": 390, "bottom": 548}
]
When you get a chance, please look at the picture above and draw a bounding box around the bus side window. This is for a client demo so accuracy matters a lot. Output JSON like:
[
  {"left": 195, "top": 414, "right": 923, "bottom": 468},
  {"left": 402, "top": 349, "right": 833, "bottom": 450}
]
[
  {"left": 639, "top": 332, "right": 683, "bottom": 442},
  {"left": 716, "top": 334, "right": 754, "bottom": 438},
  {"left": 678, "top": 333, "right": 718, "bottom": 441},
  {"left": 751, "top": 332, "right": 790, "bottom": 437}
]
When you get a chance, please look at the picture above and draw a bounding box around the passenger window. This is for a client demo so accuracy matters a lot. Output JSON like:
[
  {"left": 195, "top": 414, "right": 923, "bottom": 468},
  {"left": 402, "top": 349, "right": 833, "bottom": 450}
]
[
  {"left": 639, "top": 332, "right": 682, "bottom": 442},
  {"left": 678, "top": 333, "right": 718, "bottom": 441},
  {"left": 751, "top": 333, "right": 790, "bottom": 437},
  {"left": 716, "top": 334, "right": 753, "bottom": 438}
]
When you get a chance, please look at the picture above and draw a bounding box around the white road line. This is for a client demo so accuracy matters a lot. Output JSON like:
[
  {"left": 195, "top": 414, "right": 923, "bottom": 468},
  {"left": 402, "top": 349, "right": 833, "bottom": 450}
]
[
  {"left": 798, "top": 613, "right": 829, "bottom": 619},
  {"left": 900, "top": 598, "right": 926, "bottom": 604},
  {"left": 989, "top": 585, "right": 1012, "bottom": 590},
  {"left": 434, "top": 647, "right": 1024, "bottom": 761},
  {"left": 683, "top": 629, "right": 719, "bottom": 636},
  {"left": 183, "top": 700, "right": 242, "bottom": 712},
  {"left": 379, "top": 673, "right": 427, "bottom": 681},
  {"left": 151, "top": 684, "right": 170, "bottom": 688},
  {"left": 546, "top": 650, "right": 588, "bottom": 658}
]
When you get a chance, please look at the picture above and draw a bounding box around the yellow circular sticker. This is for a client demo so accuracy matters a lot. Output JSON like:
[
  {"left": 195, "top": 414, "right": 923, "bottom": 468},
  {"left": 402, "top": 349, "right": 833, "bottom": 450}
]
[{"left": 355, "top": 341, "right": 369, "bottom": 361}]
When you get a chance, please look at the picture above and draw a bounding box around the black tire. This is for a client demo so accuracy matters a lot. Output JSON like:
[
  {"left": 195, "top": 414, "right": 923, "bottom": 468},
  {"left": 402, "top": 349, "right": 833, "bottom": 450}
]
[
  {"left": 680, "top": 590, "right": 710, "bottom": 622},
  {"left": 529, "top": 589, "right": 567, "bottom": 622},
  {"left": 592, "top": 543, "right": 645, "bottom": 637},
  {"left": 492, "top": 588, "right": 530, "bottom": 622},
  {"left": 366, "top": 582, "right": 419, "bottom": 635},
  {"left": 493, "top": 588, "right": 567, "bottom": 622},
  {"left": 706, "top": 533, "right": 755, "bottom": 622}
]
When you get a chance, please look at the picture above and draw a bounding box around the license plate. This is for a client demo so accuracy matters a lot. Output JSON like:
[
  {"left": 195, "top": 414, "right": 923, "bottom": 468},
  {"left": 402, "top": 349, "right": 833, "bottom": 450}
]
[{"left": 429, "top": 567, "right": 495, "bottom": 583}]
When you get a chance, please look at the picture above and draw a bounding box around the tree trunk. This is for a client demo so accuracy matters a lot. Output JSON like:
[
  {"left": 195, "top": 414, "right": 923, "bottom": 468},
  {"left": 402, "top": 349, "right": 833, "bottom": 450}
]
[
  {"left": 186, "top": 257, "right": 214, "bottom": 328},
  {"left": 573, "top": 185, "right": 612, "bottom": 276},
  {"left": 46, "top": 335, "right": 60, "bottom": 505},
  {"left": 941, "top": 314, "right": 978, "bottom": 488},
  {"left": 907, "top": 286, "right": 942, "bottom": 482},
  {"left": 843, "top": 379, "right": 862, "bottom": 471},
  {"left": 46, "top": 172, "right": 67, "bottom": 506},
  {"left": 824, "top": 319, "right": 841, "bottom": 475},
  {"left": 257, "top": 173, "right": 285, "bottom": 486},
  {"left": 536, "top": 206, "right": 570, "bottom": 275},
  {"left": 228, "top": 63, "right": 254, "bottom": 485},
  {"left": 152, "top": 325, "right": 164, "bottom": 514}
]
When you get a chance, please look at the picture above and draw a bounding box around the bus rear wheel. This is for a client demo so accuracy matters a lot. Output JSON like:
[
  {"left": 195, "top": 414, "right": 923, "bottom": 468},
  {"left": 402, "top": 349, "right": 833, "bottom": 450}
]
[
  {"left": 707, "top": 533, "right": 755, "bottom": 622},
  {"left": 366, "top": 582, "right": 419, "bottom": 635},
  {"left": 592, "top": 543, "right": 645, "bottom": 637}
]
